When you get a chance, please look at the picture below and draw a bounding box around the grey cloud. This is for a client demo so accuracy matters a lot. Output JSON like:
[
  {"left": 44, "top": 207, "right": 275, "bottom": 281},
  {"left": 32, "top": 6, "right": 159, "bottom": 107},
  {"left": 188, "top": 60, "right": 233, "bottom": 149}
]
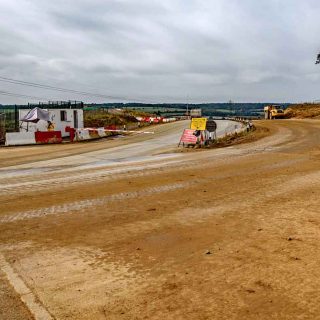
[{"left": 0, "top": 0, "right": 320, "bottom": 104}]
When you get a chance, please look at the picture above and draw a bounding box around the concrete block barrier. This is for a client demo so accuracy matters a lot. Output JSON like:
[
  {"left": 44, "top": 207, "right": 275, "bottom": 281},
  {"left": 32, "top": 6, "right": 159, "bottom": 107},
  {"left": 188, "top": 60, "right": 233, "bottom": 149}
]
[
  {"left": 5, "top": 132, "right": 36, "bottom": 146},
  {"left": 75, "top": 129, "right": 91, "bottom": 141},
  {"left": 75, "top": 128, "right": 112, "bottom": 141},
  {"left": 6, "top": 131, "right": 63, "bottom": 146},
  {"left": 35, "top": 131, "right": 62, "bottom": 144},
  {"left": 97, "top": 128, "right": 107, "bottom": 137}
]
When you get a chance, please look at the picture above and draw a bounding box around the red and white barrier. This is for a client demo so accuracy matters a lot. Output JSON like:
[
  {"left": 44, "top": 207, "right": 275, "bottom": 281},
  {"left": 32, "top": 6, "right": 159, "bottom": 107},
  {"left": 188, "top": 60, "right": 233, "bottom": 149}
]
[
  {"left": 135, "top": 116, "right": 177, "bottom": 124},
  {"left": 75, "top": 127, "right": 154, "bottom": 141},
  {"left": 179, "top": 129, "right": 197, "bottom": 145},
  {"left": 75, "top": 129, "right": 91, "bottom": 141},
  {"left": 163, "top": 118, "right": 177, "bottom": 123},
  {"left": 5, "top": 117, "right": 173, "bottom": 146},
  {"left": 5, "top": 131, "right": 62, "bottom": 146},
  {"left": 75, "top": 128, "right": 113, "bottom": 141},
  {"left": 35, "top": 131, "right": 62, "bottom": 144}
]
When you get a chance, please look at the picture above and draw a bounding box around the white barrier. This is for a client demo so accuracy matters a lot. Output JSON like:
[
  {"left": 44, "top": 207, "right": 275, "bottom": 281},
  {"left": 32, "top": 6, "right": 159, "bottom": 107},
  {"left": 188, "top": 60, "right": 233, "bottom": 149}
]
[
  {"left": 163, "top": 118, "right": 176, "bottom": 123},
  {"left": 5, "top": 132, "right": 36, "bottom": 146},
  {"left": 75, "top": 127, "right": 154, "bottom": 142},
  {"left": 75, "top": 129, "right": 91, "bottom": 141},
  {"left": 97, "top": 128, "right": 107, "bottom": 137},
  {"left": 135, "top": 116, "right": 177, "bottom": 124},
  {"left": 75, "top": 128, "right": 113, "bottom": 141}
]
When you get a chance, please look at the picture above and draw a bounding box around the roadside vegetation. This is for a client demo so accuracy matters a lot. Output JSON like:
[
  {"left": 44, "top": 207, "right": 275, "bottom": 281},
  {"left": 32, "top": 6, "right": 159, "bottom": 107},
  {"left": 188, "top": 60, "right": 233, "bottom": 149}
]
[
  {"left": 211, "top": 125, "right": 270, "bottom": 148},
  {"left": 84, "top": 108, "right": 153, "bottom": 127},
  {"left": 284, "top": 103, "right": 320, "bottom": 118}
]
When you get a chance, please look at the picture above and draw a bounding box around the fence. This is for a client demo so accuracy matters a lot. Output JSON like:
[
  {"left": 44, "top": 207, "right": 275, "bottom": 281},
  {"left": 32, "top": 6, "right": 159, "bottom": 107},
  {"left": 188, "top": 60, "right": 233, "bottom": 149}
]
[
  {"left": 29, "top": 100, "right": 84, "bottom": 109},
  {"left": 0, "top": 112, "right": 5, "bottom": 142},
  {"left": 0, "top": 105, "right": 19, "bottom": 134}
]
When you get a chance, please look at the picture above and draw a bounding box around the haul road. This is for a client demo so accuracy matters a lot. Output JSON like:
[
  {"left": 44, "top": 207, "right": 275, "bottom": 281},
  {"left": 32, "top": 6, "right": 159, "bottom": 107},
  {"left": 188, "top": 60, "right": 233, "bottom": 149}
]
[{"left": 1, "top": 119, "right": 320, "bottom": 319}]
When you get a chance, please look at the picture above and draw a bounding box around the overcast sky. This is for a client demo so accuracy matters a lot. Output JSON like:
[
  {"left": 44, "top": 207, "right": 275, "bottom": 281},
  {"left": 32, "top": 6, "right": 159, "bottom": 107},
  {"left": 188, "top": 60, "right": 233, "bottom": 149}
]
[{"left": 1, "top": 0, "right": 320, "bottom": 104}]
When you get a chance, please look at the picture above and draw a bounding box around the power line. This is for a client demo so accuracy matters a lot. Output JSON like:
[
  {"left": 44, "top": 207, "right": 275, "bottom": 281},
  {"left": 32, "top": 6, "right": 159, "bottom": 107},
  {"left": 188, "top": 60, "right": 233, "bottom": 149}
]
[
  {"left": 0, "top": 75, "right": 152, "bottom": 103},
  {"left": 0, "top": 90, "right": 50, "bottom": 101}
]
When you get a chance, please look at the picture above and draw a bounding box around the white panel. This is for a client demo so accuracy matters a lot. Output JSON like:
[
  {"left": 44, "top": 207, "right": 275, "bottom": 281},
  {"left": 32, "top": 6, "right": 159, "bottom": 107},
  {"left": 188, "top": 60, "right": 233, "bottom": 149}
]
[
  {"left": 75, "top": 129, "right": 90, "bottom": 141},
  {"left": 5, "top": 132, "right": 36, "bottom": 146},
  {"left": 97, "top": 128, "right": 106, "bottom": 137}
]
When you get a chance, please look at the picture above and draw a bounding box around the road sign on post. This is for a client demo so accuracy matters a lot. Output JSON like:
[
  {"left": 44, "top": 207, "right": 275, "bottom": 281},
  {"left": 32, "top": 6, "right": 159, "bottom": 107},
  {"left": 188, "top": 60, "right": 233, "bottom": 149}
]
[
  {"left": 206, "top": 119, "right": 217, "bottom": 142},
  {"left": 190, "top": 118, "right": 207, "bottom": 130},
  {"left": 206, "top": 120, "right": 217, "bottom": 132}
]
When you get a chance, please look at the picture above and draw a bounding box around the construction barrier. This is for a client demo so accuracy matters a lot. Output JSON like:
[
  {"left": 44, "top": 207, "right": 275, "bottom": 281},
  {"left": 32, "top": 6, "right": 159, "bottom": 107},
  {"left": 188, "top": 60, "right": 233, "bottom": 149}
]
[
  {"left": 97, "top": 128, "right": 107, "bottom": 137},
  {"left": 75, "top": 128, "right": 112, "bottom": 141},
  {"left": 5, "top": 132, "right": 36, "bottom": 146},
  {"left": 135, "top": 116, "right": 177, "bottom": 123},
  {"left": 179, "top": 129, "right": 197, "bottom": 145},
  {"left": 5, "top": 117, "right": 175, "bottom": 146},
  {"left": 162, "top": 118, "right": 177, "bottom": 123},
  {"left": 178, "top": 129, "right": 210, "bottom": 147},
  {"left": 34, "top": 131, "right": 62, "bottom": 144},
  {"left": 75, "top": 129, "right": 91, "bottom": 141},
  {"left": 5, "top": 131, "right": 62, "bottom": 146},
  {"left": 88, "top": 129, "right": 100, "bottom": 139},
  {"left": 65, "top": 126, "right": 76, "bottom": 142}
]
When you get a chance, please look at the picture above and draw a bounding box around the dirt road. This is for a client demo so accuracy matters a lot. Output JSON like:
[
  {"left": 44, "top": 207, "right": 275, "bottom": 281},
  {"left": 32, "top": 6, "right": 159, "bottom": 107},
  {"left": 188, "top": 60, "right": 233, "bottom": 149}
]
[
  {"left": 1, "top": 119, "right": 320, "bottom": 319},
  {"left": 0, "top": 119, "right": 235, "bottom": 169}
]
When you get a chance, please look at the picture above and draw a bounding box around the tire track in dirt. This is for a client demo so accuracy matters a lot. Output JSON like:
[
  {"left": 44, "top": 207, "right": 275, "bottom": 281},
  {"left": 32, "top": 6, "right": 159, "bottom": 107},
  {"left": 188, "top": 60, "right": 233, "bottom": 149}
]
[
  {"left": 0, "top": 182, "right": 190, "bottom": 224},
  {"left": 0, "top": 124, "right": 293, "bottom": 196},
  {"left": 0, "top": 159, "right": 182, "bottom": 195},
  {"left": 2, "top": 120, "right": 320, "bottom": 320}
]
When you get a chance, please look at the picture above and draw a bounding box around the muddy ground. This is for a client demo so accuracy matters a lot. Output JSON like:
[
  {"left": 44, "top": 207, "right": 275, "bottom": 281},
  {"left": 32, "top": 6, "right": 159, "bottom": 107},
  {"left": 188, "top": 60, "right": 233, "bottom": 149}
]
[{"left": 1, "top": 119, "right": 320, "bottom": 319}]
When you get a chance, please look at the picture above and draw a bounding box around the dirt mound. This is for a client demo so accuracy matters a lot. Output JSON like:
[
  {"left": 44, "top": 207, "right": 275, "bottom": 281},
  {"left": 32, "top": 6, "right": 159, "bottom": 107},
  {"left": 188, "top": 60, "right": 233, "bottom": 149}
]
[
  {"left": 285, "top": 104, "right": 320, "bottom": 119},
  {"left": 84, "top": 108, "right": 153, "bottom": 127}
]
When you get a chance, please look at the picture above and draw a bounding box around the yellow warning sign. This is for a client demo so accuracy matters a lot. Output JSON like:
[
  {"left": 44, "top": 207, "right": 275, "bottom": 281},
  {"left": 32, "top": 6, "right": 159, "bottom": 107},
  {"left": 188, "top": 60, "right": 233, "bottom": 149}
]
[{"left": 190, "top": 118, "right": 207, "bottom": 130}]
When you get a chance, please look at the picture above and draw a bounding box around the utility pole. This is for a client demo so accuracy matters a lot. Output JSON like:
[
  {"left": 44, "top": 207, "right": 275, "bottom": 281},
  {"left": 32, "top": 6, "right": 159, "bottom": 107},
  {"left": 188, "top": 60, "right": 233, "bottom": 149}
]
[
  {"left": 229, "top": 99, "right": 233, "bottom": 116},
  {"left": 186, "top": 95, "right": 189, "bottom": 117}
]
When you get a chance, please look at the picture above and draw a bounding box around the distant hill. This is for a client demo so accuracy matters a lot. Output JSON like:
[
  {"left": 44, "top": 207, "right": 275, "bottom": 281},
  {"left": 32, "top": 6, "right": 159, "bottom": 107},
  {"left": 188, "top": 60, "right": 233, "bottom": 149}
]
[
  {"left": 1, "top": 102, "right": 291, "bottom": 118},
  {"left": 86, "top": 102, "right": 291, "bottom": 118}
]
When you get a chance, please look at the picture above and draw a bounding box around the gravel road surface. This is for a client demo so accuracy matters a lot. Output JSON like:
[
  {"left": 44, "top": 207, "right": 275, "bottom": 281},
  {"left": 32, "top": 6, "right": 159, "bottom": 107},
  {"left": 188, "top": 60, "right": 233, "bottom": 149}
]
[{"left": 4, "top": 120, "right": 320, "bottom": 319}]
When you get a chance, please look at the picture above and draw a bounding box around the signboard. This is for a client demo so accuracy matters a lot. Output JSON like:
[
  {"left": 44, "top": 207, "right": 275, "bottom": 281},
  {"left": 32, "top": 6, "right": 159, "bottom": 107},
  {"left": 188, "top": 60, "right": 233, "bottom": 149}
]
[
  {"left": 190, "top": 118, "right": 207, "bottom": 130},
  {"left": 190, "top": 109, "right": 202, "bottom": 117},
  {"left": 179, "top": 129, "right": 198, "bottom": 145},
  {"left": 206, "top": 120, "right": 217, "bottom": 132}
]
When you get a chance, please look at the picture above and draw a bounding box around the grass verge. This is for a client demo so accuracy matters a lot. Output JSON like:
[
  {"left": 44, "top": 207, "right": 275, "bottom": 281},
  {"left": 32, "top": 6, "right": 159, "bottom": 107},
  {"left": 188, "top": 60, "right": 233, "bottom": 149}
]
[
  {"left": 176, "top": 124, "right": 270, "bottom": 153},
  {"left": 211, "top": 125, "right": 270, "bottom": 148}
]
